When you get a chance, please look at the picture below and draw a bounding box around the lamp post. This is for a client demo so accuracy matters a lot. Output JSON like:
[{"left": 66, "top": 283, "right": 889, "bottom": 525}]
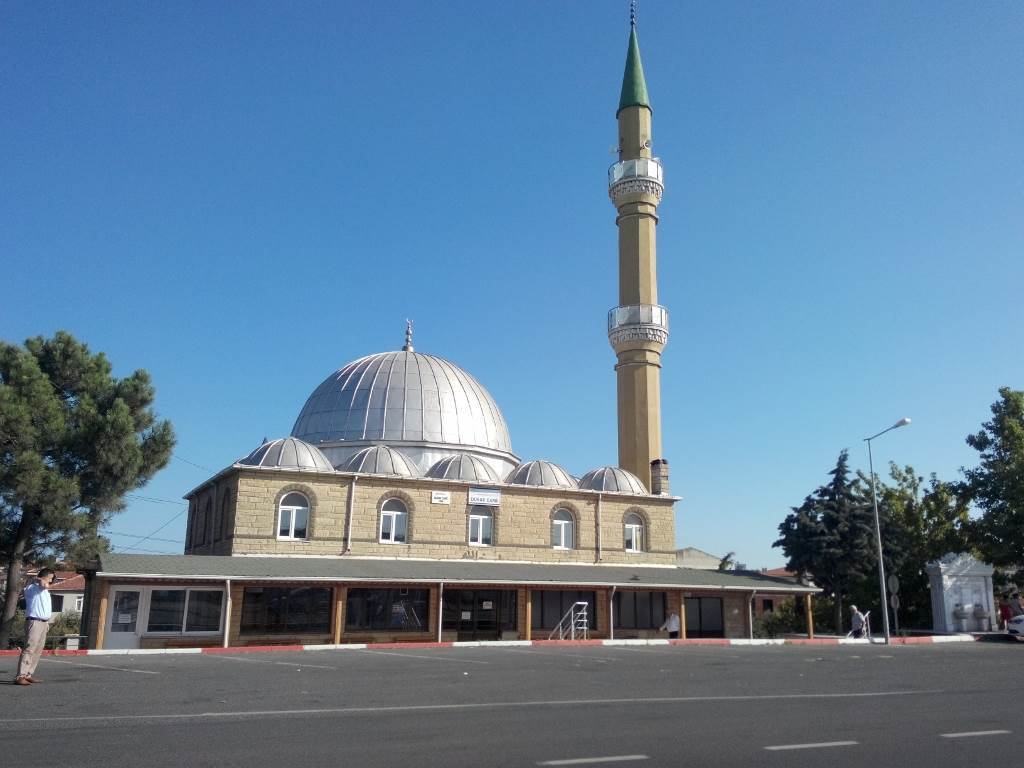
[{"left": 864, "top": 417, "right": 911, "bottom": 644}]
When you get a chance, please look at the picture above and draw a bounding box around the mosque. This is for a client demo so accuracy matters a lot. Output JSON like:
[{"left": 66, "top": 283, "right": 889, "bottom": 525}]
[{"left": 80, "top": 19, "right": 814, "bottom": 650}]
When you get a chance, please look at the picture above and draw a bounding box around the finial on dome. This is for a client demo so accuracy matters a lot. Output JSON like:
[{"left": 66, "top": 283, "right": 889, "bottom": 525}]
[
  {"left": 630, "top": 0, "right": 637, "bottom": 27},
  {"left": 402, "top": 319, "right": 414, "bottom": 352}
]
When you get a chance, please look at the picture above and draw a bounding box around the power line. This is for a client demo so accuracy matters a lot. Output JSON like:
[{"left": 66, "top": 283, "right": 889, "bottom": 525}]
[
  {"left": 126, "top": 493, "right": 187, "bottom": 506},
  {"left": 120, "top": 507, "right": 189, "bottom": 551},
  {"left": 111, "top": 543, "right": 181, "bottom": 555},
  {"left": 105, "top": 532, "right": 184, "bottom": 544},
  {"left": 173, "top": 453, "right": 216, "bottom": 474}
]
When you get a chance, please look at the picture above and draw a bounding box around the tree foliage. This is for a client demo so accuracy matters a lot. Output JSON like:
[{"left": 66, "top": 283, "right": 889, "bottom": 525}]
[
  {"left": 0, "top": 332, "right": 174, "bottom": 646},
  {"left": 774, "top": 450, "right": 879, "bottom": 632},
  {"left": 963, "top": 387, "right": 1024, "bottom": 569},
  {"left": 851, "top": 465, "right": 971, "bottom": 630}
]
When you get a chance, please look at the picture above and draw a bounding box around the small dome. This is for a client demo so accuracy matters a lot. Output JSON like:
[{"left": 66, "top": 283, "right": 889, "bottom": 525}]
[
  {"left": 506, "top": 460, "right": 577, "bottom": 489},
  {"left": 340, "top": 446, "right": 420, "bottom": 477},
  {"left": 237, "top": 438, "right": 334, "bottom": 472},
  {"left": 426, "top": 454, "right": 500, "bottom": 483},
  {"left": 578, "top": 466, "right": 647, "bottom": 495}
]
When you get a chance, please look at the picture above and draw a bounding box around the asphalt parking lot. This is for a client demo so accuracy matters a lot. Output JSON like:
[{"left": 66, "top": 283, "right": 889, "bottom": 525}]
[{"left": 2, "top": 642, "right": 1018, "bottom": 768}]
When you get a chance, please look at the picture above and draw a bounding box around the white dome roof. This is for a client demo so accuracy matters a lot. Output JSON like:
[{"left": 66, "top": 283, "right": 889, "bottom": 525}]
[
  {"left": 506, "top": 460, "right": 577, "bottom": 489},
  {"left": 578, "top": 466, "right": 647, "bottom": 494},
  {"left": 426, "top": 454, "right": 501, "bottom": 483},
  {"left": 237, "top": 438, "right": 334, "bottom": 472},
  {"left": 291, "top": 350, "right": 512, "bottom": 454},
  {"left": 340, "top": 446, "right": 420, "bottom": 477}
]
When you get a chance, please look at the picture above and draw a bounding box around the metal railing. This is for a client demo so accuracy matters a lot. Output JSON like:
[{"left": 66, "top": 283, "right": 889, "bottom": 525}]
[{"left": 548, "top": 602, "right": 589, "bottom": 640}]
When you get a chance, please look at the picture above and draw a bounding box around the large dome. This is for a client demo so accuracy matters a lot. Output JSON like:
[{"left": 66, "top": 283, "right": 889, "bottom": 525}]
[{"left": 291, "top": 349, "right": 517, "bottom": 477}]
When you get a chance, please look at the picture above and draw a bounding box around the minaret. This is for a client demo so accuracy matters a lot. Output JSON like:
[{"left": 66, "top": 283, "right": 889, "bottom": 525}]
[{"left": 608, "top": 15, "right": 668, "bottom": 492}]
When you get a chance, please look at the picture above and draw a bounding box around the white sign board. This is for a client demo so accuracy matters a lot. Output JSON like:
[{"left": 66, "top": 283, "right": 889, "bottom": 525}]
[
  {"left": 468, "top": 488, "right": 501, "bottom": 506},
  {"left": 431, "top": 491, "right": 451, "bottom": 505}
]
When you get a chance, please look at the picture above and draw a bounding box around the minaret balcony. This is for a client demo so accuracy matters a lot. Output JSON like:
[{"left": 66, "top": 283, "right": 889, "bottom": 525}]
[
  {"left": 608, "top": 304, "right": 669, "bottom": 349},
  {"left": 608, "top": 157, "right": 664, "bottom": 206}
]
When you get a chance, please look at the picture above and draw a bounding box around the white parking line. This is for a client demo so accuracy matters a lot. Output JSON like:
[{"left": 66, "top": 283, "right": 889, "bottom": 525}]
[
  {"left": 0, "top": 689, "right": 943, "bottom": 727},
  {"left": 764, "top": 741, "right": 858, "bottom": 751},
  {"left": 214, "top": 656, "right": 339, "bottom": 670},
  {"left": 537, "top": 756, "right": 648, "bottom": 766},
  {"left": 43, "top": 658, "right": 159, "bottom": 675},
  {"left": 355, "top": 650, "right": 490, "bottom": 665},
  {"left": 508, "top": 648, "right": 616, "bottom": 662},
  {"left": 941, "top": 730, "right": 1011, "bottom": 738}
]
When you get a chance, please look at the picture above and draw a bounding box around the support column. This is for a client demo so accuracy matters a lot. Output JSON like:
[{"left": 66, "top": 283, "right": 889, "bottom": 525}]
[
  {"left": 805, "top": 594, "right": 814, "bottom": 639},
  {"left": 524, "top": 588, "right": 532, "bottom": 641},
  {"left": 333, "top": 586, "right": 344, "bottom": 644},
  {"left": 679, "top": 591, "right": 687, "bottom": 639},
  {"left": 95, "top": 590, "right": 108, "bottom": 650}
]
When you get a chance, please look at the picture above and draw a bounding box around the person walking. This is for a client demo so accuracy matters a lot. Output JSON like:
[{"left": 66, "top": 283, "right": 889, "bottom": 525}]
[
  {"left": 15, "top": 568, "right": 56, "bottom": 686},
  {"left": 660, "top": 609, "right": 681, "bottom": 639},
  {"left": 850, "top": 605, "right": 866, "bottom": 638}
]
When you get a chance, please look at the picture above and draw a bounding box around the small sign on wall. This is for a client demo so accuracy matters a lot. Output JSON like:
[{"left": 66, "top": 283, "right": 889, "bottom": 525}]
[
  {"left": 431, "top": 491, "right": 451, "bottom": 505},
  {"left": 468, "top": 488, "right": 501, "bottom": 506}
]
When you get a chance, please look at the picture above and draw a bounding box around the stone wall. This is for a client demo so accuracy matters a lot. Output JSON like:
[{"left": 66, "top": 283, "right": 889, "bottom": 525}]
[{"left": 206, "top": 469, "right": 676, "bottom": 565}]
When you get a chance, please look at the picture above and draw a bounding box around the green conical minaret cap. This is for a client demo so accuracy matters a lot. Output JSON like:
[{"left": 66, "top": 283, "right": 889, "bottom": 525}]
[{"left": 617, "top": 24, "right": 650, "bottom": 116}]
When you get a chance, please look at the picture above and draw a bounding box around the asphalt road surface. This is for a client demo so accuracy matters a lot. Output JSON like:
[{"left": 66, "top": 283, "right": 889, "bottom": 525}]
[{"left": 2, "top": 641, "right": 1018, "bottom": 767}]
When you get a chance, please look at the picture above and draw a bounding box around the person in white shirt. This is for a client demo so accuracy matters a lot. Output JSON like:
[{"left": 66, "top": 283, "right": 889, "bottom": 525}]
[
  {"left": 850, "top": 605, "right": 866, "bottom": 638},
  {"left": 15, "top": 568, "right": 55, "bottom": 686},
  {"left": 660, "top": 609, "right": 681, "bottom": 639}
]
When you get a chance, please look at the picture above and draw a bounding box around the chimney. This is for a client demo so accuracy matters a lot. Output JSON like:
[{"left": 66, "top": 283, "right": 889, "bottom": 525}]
[{"left": 650, "top": 459, "right": 670, "bottom": 495}]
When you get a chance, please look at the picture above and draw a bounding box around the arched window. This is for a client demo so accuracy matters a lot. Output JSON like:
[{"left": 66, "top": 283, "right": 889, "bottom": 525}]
[
  {"left": 624, "top": 513, "right": 644, "bottom": 553},
  {"left": 551, "top": 508, "right": 574, "bottom": 550},
  {"left": 278, "top": 492, "right": 310, "bottom": 540},
  {"left": 468, "top": 505, "right": 493, "bottom": 546},
  {"left": 220, "top": 490, "right": 232, "bottom": 540},
  {"left": 379, "top": 498, "right": 408, "bottom": 544}
]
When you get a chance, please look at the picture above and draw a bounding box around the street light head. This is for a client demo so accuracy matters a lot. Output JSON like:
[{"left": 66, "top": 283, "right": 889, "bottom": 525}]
[{"left": 894, "top": 417, "right": 911, "bottom": 428}]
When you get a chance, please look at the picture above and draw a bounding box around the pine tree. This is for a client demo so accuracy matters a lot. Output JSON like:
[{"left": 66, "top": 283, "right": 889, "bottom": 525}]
[
  {"left": 774, "top": 450, "right": 876, "bottom": 632},
  {"left": 0, "top": 332, "right": 174, "bottom": 646}
]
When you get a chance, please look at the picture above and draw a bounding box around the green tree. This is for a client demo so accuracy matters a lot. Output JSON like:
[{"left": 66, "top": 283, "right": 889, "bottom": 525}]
[
  {"left": 717, "top": 551, "right": 736, "bottom": 571},
  {"left": 854, "top": 465, "right": 971, "bottom": 630},
  {"left": 0, "top": 332, "right": 174, "bottom": 646},
  {"left": 963, "top": 387, "right": 1024, "bottom": 570},
  {"left": 774, "top": 450, "right": 877, "bottom": 633}
]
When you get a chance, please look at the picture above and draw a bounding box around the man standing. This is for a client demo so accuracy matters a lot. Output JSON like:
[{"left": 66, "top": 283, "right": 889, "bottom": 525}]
[
  {"left": 660, "top": 608, "right": 681, "bottom": 639},
  {"left": 15, "top": 568, "right": 55, "bottom": 686}
]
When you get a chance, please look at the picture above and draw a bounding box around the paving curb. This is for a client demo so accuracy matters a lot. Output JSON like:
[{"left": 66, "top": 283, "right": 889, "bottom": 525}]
[{"left": 0, "top": 634, "right": 979, "bottom": 657}]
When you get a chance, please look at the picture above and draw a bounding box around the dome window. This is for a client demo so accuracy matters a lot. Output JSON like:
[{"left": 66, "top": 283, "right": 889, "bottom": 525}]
[
  {"left": 278, "top": 492, "right": 310, "bottom": 540},
  {"left": 624, "top": 513, "right": 644, "bottom": 553},
  {"left": 379, "top": 498, "right": 409, "bottom": 544},
  {"left": 552, "top": 508, "right": 575, "bottom": 550},
  {"left": 468, "top": 506, "right": 493, "bottom": 547}
]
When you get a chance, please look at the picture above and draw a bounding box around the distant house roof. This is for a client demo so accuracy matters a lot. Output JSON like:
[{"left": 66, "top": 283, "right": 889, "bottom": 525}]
[
  {"left": 87, "top": 554, "right": 819, "bottom": 594},
  {"left": 761, "top": 567, "right": 797, "bottom": 579},
  {"left": 25, "top": 569, "right": 85, "bottom": 592},
  {"left": 675, "top": 547, "right": 722, "bottom": 570}
]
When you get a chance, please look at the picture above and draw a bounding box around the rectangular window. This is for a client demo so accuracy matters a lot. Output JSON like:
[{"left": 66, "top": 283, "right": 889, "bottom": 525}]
[
  {"left": 613, "top": 591, "right": 666, "bottom": 629},
  {"left": 684, "top": 597, "right": 725, "bottom": 638},
  {"left": 624, "top": 524, "right": 642, "bottom": 552},
  {"left": 380, "top": 511, "right": 408, "bottom": 543},
  {"left": 552, "top": 519, "right": 571, "bottom": 549},
  {"left": 147, "top": 590, "right": 187, "bottom": 632},
  {"left": 240, "top": 587, "right": 331, "bottom": 634},
  {"left": 146, "top": 589, "right": 223, "bottom": 634},
  {"left": 469, "top": 514, "right": 492, "bottom": 545},
  {"left": 74, "top": 595, "right": 84, "bottom": 612},
  {"left": 345, "top": 588, "right": 429, "bottom": 632},
  {"left": 762, "top": 599, "right": 774, "bottom": 614},
  {"left": 531, "top": 591, "right": 597, "bottom": 631},
  {"left": 51, "top": 595, "right": 65, "bottom": 613}
]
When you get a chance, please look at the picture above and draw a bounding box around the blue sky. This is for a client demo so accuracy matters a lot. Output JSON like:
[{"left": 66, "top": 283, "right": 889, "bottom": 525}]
[{"left": 3, "top": 1, "right": 1022, "bottom": 568}]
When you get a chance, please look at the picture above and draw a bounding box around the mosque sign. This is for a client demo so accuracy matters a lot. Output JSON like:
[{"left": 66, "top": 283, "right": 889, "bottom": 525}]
[
  {"left": 468, "top": 488, "right": 501, "bottom": 506},
  {"left": 431, "top": 491, "right": 451, "bottom": 505}
]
